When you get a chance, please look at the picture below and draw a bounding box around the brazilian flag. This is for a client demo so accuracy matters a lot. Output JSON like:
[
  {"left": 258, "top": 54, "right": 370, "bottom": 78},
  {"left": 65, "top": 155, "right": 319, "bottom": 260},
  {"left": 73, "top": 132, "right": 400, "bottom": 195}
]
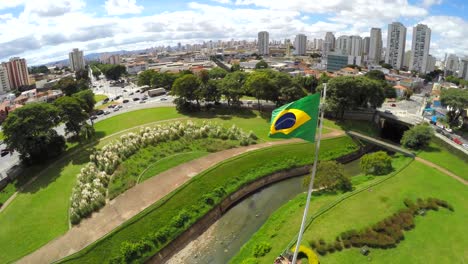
[{"left": 269, "top": 93, "right": 320, "bottom": 142}]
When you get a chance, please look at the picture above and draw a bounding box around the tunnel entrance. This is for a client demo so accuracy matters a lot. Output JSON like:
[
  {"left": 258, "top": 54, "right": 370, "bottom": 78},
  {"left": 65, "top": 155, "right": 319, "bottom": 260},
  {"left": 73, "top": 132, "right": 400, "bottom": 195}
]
[{"left": 380, "top": 119, "right": 410, "bottom": 143}]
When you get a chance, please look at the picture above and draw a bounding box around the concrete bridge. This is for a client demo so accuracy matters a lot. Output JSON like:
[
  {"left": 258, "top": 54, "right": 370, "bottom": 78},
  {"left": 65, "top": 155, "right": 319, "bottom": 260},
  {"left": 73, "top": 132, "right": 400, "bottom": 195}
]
[{"left": 347, "top": 131, "right": 415, "bottom": 157}]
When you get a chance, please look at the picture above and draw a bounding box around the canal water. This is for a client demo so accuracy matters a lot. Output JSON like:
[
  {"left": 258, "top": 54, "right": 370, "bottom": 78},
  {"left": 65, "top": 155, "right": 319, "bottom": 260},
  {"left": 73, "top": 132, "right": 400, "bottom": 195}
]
[{"left": 167, "top": 159, "right": 361, "bottom": 264}]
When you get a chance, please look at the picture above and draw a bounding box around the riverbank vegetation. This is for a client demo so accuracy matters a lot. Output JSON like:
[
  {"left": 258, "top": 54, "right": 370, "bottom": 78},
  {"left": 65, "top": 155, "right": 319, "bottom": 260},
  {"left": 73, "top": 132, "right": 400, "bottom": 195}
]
[{"left": 58, "top": 136, "right": 359, "bottom": 263}]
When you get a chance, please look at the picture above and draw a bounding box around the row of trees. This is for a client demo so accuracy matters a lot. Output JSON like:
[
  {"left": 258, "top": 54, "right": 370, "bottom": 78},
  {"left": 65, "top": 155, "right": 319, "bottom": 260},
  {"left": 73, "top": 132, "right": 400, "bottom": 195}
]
[{"left": 440, "top": 88, "right": 468, "bottom": 126}]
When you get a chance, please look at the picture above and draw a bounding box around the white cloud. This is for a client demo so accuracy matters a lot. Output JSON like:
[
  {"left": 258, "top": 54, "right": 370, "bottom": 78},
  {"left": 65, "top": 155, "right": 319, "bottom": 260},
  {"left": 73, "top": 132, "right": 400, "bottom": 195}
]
[
  {"left": 104, "top": 0, "right": 144, "bottom": 15},
  {"left": 0, "top": 0, "right": 465, "bottom": 64},
  {"left": 421, "top": 0, "right": 443, "bottom": 8},
  {"left": 210, "top": 0, "right": 232, "bottom": 4},
  {"left": 0, "top": 0, "right": 25, "bottom": 10}
]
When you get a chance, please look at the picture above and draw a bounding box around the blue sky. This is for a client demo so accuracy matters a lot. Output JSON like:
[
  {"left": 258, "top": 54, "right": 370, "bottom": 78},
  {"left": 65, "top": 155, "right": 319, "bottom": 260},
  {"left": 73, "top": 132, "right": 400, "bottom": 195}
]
[{"left": 0, "top": 0, "right": 466, "bottom": 65}]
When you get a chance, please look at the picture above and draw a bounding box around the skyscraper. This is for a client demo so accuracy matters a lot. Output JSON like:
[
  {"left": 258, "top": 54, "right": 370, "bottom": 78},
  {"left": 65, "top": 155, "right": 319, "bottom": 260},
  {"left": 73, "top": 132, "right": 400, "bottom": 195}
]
[
  {"left": 294, "top": 34, "right": 307, "bottom": 55},
  {"left": 324, "top": 32, "right": 336, "bottom": 50},
  {"left": 2, "top": 57, "right": 30, "bottom": 90},
  {"left": 459, "top": 58, "right": 468, "bottom": 81},
  {"left": 445, "top": 54, "right": 459, "bottom": 74},
  {"left": 369, "top": 28, "right": 382, "bottom": 64},
  {"left": 257, "top": 31, "right": 269, "bottom": 55},
  {"left": 362, "top": 37, "right": 370, "bottom": 56},
  {"left": 0, "top": 65, "right": 10, "bottom": 94},
  {"left": 336, "top": 35, "right": 350, "bottom": 54},
  {"left": 69, "top": 48, "right": 85, "bottom": 72},
  {"left": 409, "top": 24, "right": 431, "bottom": 73},
  {"left": 426, "top": 55, "right": 436, "bottom": 73},
  {"left": 349, "top": 36, "right": 363, "bottom": 57},
  {"left": 385, "top": 22, "right": 406, "bottom": 69}
]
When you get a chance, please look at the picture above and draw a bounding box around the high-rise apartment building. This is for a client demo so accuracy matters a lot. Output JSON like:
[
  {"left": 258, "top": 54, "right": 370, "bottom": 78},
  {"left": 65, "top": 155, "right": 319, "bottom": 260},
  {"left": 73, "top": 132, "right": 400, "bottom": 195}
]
[
  {"left": 362, "top": 37, "right": 370, "bottom": 56},
  {"left": 426, "top": 55, "right": 436, "bottom": 73},
  {"left": 409, "top": 24, "right": 431, "bottom": 73},
  {"left": 257, "top": 31, "right": 269, "bottom": 55},
  {"left": 403, "top": 50, "right": 412, "bottom": 68},
  {"left": 69, "top": 48, "right": 85, "bottom": 72},
  {"left": 294, "top": 34, "right": 307, "bottom": 55},
  {"left": 316, "top": 39, "right": 323, "bottom": 51},
  {"left": 385, "top": 22, "right": 406, "bottom": 69},
  {"left": 369, "top": 28, "right": 382, "bottom": 64},
  {"left": 0, "top": 65, "right": 10, "bottom": 94},
  {"left": 458, "top": 58, "right": 468, "bottom": 81},
  {"left": 108, "top": 55, "right": 121, "bottom": 65},
  {"left": 349, "top": 36, "right": 363, "bottom": 57},
  {"left": 336, "top": 36, "right": 350, "bottom": 54},
  {"left": 324, "top": 32, "right": 336, "bottom": 50},
  {"left": 445, "top": 54, "right": 459, "bottom": 74},
  {"left": 2, "top": 57, "right": 30, "bottom": 90}
]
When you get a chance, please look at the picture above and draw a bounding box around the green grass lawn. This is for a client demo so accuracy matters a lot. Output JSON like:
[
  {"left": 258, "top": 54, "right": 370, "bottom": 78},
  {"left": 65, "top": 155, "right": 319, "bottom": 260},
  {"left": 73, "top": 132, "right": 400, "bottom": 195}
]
[
  {"left": 59, "top": 136, "right": 359, "bottom": 263},
  {"left": 0, "top": 106, "right": 343, "bottom": 263},
  {"left": 232, "top": 159, "right": 468, "bottom": 264},
  {"left": 324, "top": 119, "right": 380, "bottom": 137},
  {"left": 418, "top": 138, "right": 468, "bottom": 180},
  {"left": 93, "top": 94, "right": 108, "bottom": 103}
]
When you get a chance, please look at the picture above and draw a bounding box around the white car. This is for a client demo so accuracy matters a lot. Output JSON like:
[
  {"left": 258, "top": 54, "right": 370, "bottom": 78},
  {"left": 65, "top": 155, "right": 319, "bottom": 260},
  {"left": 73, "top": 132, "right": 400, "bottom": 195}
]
[
  {"left": 444, "top": 127, "right": 453, "bottom": 133},
  {"left": 462, "top": 144, "right": 468, "bottom": 149}
]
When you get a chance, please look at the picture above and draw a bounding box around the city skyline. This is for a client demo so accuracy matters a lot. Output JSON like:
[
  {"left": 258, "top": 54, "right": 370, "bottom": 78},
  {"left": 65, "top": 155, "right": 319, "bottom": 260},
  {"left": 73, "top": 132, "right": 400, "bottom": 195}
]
[{"left": 0, "top": 0, "right": 467, "bottom": 65}]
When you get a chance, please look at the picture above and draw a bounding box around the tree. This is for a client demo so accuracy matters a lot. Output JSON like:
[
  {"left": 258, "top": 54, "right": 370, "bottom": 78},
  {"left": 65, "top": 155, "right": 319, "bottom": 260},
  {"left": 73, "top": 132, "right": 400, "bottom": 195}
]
[
  {"left": 200, "top": 79, "right": 221, "bottom": 103},
  {"left": 360, "top": 151, "right": 393, "bottom": 175},
  {"left": 231, "top": 63, "right": 241, "bottom": 72},
  {"left": 55, "top": 96, "right": 89, "bottom": 136},
  {"left": 445, "top": 75, "right": 460, "bottom": 85},
  {"left": 55, "top": 77, "right": 81, "bottom": 96},
  {"left": 440, "top": 88, "right": 468, "bottom": 126},
  {"left": 294, "top": 75, "right": 318, "bottom": 93},
  {"left": 208, "top": 67, "right": 228, "bottom": 79},
  {"left": 198, "top": 70, "right": 210, "bottom": 84},
  {"left": 303, "top": 160, "right": 351, "bottom": 192},
  {"left": 29, "top": 65, "right": 50, "bottom": 74},
  {"left": 381, "top": 63, "right": 392, "bottom": 69},
  {"left": 220, "top": 71, "right": 247, "bottom": 105},
  {"left": 365, "top": 70, "right": 386, "bottom": 81},
  {"left": 97, "top": 64, "right": 127, "bottom": 80},
  {"left": 172, "top": 74, "right": 202, "bottom": 105},
  {"left": 244, "top": 71, "right": 277, "bottom": 106},
  {"left": 137, "top": 70, "right": 156, "bottom": 86},
  {"left": 280, "top": 85, "right": 307, "bottom": 103},
  {"left": 400, "top": 124, "right": 434, "bottom": 149},
  {"left": 384, "top": 83, "right": 397, "bottom": 98},
  {"left": 404, "top": 88, "right": 414, "bottom": 100},
  {"left": 255, "top": 60, "right": 268, "bottom": 69},
  {"left": 73, "top": 89, "right": 96, "bottom": 114},
  {"left": 310, "top": 53, "right": 321, "bottom": 58},
  {"left": 75, "top": 69, "right": 90, "bottom": 82},
  {"left": 2, "top": 103, "right": 65, "bottom": 163}
]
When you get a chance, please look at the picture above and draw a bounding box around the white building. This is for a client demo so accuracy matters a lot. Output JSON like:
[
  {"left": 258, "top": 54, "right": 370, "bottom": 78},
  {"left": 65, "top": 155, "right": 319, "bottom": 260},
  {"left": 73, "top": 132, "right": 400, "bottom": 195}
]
[
  {"left": 385, "top": 22, "right": 406, "bottom": 69},
  {"left": 0, "top": 65, "right": 10, "bottom": 94},
  {"left": 409, "top": 24, "right": 431, "bottom": 73},
  {"left": 257, "top": 31, "right": 269, "bottom": 55},
  {"left": 336, "top": 35, "right": 350, "bottom": 54},
  {"left": 349, "top": 36, "right": 363, "bottom": 57},
  {"left": 445, "top": 54, "right": 459, "bottom": 74},
  {"left": 324, "top": 32, "right": 336, "bottom": 50},
  {"left": 403, "top": 51, "right": 412, "bottom": 69},
  {"left": 362, "top": 37, "right": 370, "bottom": 56},
  {"left": 68, "top": 48, "right": 85, "bottom": 72},
  {"left": 294, "top": 34, "right": 307, "bottom": 55},
  {"left": 459, "top": 58, "right": 468, "bottom": 81},
  {"left": 315, "top": 39, "right": 323, "bottom": 51},
  {"left": 369, "top": 28, "right": 382, "bottom": 64},
  {"left": 426, "top": 55, "right": 436, "bottom": 73}
]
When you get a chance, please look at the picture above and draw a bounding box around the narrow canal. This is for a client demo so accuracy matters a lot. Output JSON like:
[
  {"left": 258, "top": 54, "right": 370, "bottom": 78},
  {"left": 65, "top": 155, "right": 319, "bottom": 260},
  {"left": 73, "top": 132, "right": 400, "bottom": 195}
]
[{"left": 167, "top": 159, "right": 361, "bottom": 264}]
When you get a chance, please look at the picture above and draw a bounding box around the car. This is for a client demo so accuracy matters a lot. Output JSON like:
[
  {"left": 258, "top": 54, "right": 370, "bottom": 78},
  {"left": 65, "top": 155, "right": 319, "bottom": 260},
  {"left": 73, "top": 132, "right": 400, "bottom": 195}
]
[
  {"left": 123, "top": 99, "right": 129, "bottom": 103},
  {"left": 462, "top": 144, "right": 468, "bottom": 149},
  {"left": 104, "top": 110, "right": 110, "bottom": 115},
  {"left": 142, "top": 95, "right": 148, "bottom": 100},
  {"left": 160, "top": 97, "right": 167, "bottom": 101},
  {"left": 123, "top": 89, "right": 127, "bottom": 92},
  {"left": 129, "top": 92, "right": 134, "bottom": 96},
  {"left": 108, "top": 104, "right": 116, "bottom": 108},
  {"left": 140, "top": 90, "right": 145, "bottom": 93},
  {"left": 95, "top": 110, "right": 104, "bottom": 115},
  {"left": 453, "top": 138, "right": 462, "bottom": 145},
  {"left": 135, "top": 90, "right": 140, "bottom": 93},
  {"left": 113, "top": 107, "right": 120, "bottom": 112},
  {"left": 390, "top": 103, "right": 396, "bottom": 107},
  {"left": 90, "top": 115, "right": 98, "bottom": 120},
  {"left": 103, "top": 98, "right": 110, "bottom": 103},
  {"left": 384, "top": 110, "right": 393, "bottom": 114},
  {"left": 435, "top": 128, "right": 443, "bottom": 134},
  {"left": 444, "top": 127, "right": 453, "bottom": 133},
  {"left": 139, "top": 100, "right": 146, "bottom": 104},
  {"left": 436, "top": 123, "right": 444, "bottom": 129},
  {"left": 114, "top": 96, "right": 121, "bottom": 100},
  {"left": 117, "top": 105, "right": 123, "bottom": 109},
  {"left": 133, "top": 97, "right": 140, "bottom": 101}
]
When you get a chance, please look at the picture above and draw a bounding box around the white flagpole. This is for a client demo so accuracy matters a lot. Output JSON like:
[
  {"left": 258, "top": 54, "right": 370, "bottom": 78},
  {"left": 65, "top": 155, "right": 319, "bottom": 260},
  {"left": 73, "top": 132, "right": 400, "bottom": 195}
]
[{"left": 291, "top": 83, "right": 327, "bottom": 264}]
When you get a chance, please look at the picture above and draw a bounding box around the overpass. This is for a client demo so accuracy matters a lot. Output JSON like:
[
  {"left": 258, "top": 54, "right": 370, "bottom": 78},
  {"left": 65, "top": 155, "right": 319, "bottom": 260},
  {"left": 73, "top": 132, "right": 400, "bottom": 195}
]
[{"left": 347, "top": 131, "right": 415, "bottom": 157}]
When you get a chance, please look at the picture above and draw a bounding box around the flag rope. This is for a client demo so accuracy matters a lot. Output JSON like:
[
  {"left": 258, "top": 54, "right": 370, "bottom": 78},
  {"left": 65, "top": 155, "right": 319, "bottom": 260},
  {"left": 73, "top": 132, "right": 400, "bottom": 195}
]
[{"left": 291, "top": 84, "right": 327, "bottom": 264}]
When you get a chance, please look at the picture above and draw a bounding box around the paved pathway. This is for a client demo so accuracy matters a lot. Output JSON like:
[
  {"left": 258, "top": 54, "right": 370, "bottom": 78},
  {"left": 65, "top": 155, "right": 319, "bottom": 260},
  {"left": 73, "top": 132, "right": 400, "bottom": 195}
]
[
  {"left": 18, "top": 129, "right": 344, "bottom": 264},
  {"left": 415, "top": 157, "right": 467, "bottom": 185}
]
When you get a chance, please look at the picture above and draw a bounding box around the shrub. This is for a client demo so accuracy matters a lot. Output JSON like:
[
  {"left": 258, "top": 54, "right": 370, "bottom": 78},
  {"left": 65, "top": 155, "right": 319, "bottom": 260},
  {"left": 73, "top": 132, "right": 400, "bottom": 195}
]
[
  {"left": 253, "top": 242, "right": 272, "bottom": 258},
  {"left": 309, "top": 240, "right": 318, "bottom": 249},
  {"left": 241, "top": 258, "right": 259, "bottom": 264},
  {"left": 202, "top": 193, "right": 215, "bottom": 205},
  {"left": 334, "top": 241, "right": 343, "bottom": 251},
  {"left": 171, "top": 210, "right": 191, "bottom": 228},
  {"left": 360, "top": 151, "right": 393, "bottom": 175},
  {"left": 315, "top": 244, "right": 327, "bottom": 256},
  {"left": 400, "top": 124, "right": 433, "bottom": 149}
]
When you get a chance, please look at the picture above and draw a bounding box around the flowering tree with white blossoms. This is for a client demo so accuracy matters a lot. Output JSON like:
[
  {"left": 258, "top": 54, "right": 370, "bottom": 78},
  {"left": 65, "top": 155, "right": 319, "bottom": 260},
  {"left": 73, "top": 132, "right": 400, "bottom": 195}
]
[{"left": 70, "top": 121, "right": 257, "bottom": 224}]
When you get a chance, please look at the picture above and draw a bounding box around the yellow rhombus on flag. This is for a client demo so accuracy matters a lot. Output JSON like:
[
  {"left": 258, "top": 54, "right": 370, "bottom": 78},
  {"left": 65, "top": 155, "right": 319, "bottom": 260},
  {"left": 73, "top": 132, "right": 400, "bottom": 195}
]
[{"left": 268, "top": 93, "right": 320, "bottom": 142}]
